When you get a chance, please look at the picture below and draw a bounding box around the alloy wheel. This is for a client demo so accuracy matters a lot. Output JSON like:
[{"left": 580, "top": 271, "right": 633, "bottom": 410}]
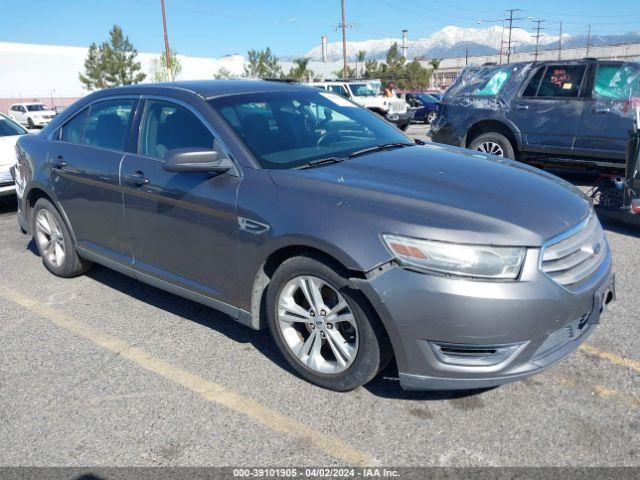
[
  {"left": 276, "top": 275, "right": 359, "bottom": 374},
  {"left": 476, "top": 141, "right": 505, "bottom": 157},
  {"left": 34, "top": 209, "right": 66, "bottom": 267}
]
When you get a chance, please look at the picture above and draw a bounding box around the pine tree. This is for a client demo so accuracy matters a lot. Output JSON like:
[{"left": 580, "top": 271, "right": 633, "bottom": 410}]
[{"left": 79, "top": 25, "right": 146, "bottom": 90}]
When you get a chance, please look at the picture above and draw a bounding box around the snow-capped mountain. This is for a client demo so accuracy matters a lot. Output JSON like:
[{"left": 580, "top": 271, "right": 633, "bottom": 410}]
[{"left": 305, "top": 26, "right": 560, "bottom": 61}]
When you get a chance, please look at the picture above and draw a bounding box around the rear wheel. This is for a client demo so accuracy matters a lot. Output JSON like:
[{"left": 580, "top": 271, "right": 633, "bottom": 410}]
[
  {"left": 31, "top": 198, "right": 92, "bottom": 277},
  {"left": 266, "top": 255, "right": 391, "bottom": 391},
  {"left": 468, "top": 132, "right": 515, "bottom": 160}
]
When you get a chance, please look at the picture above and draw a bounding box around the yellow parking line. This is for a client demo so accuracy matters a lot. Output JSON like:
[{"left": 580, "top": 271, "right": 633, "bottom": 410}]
[
  {"left": 0, "top": 284, "right": 375, "bottom": 466},
  {"left": 580, "top": 343, "right": 640, "bottom": 374}
]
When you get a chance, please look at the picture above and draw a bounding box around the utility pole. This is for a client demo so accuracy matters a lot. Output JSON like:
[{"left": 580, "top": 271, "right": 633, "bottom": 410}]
[
  {"left": 505, "top": 9, "right": 525, "bottom": 64},
  {"left": 532, "top": 19, "right": 546, "bottom": 62},
  {"left": 401, "top": 29, "right": 408, "bottom": 59},
  {"left": 558, "top": 22, "right": 563, "bottom": 60},
  {"left": 341, "top": 0, "right": 348, "bottom": 80},
  {"left": 160, "top": 0, "right": 172, "bottom": 80},
  {"left": 586, "top": 25, "right": 592, "bottom": 58}
]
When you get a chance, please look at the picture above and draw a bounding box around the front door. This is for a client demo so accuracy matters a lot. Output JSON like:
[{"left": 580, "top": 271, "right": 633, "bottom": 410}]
[
  {"left": 508, "top": 64, "right": 588, "bottom": 156},
  {"left": 121, "top": 98, "right": 240, "bottom": 303},
  {"left": 575, "top": 63, "right": 640, "bottom": 163},
  {"left": 50, "top": 97, "right": 137, "bottom": 262}
]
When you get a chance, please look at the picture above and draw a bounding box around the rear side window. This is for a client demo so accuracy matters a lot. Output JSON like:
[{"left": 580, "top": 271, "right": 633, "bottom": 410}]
[
  {"left": 475, "top": 68, "right": 512, "bottom": 96},
  {"left": 594, "top": 64, "right": 640, "bottom": 100},
  {"left": 537, "top": 65, "right": 586, "bottom": 98},
  {"left": 60, "top": 108, "right": 89, "bottom": 144},
  {"left": 83, "top": 99, "right": 135, "bottom": 150},
  {"left": 138, "top": 100, "right": 214, "bottom": 160}
]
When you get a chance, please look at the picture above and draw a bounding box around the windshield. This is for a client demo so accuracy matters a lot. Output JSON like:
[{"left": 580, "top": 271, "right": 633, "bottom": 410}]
[
  {"left": 348, "top": 83, "right": 379, "bottom": 97},
  {"left": 209, "top": 90, "right": 410, "bottom": 169},
  {"left": 0, "top": 115, "right": 27, "bottom": 136},
  {"left": 26, "top": 104, "right": 48, "bottom": 112}
]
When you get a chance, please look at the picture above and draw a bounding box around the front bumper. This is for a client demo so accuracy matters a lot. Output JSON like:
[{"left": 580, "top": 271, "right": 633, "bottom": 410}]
[
  {"left": 0, "top": 167, "right": 15, "bottom": 197},
  {"left": 386, "top": 110, "right": 413, "bottom": 127},
  {"left": 0, "top": 183, "right": 15, "bottom": 197},
  {"left": 357, "top": 247, "right": 613, "bottom": 391}
]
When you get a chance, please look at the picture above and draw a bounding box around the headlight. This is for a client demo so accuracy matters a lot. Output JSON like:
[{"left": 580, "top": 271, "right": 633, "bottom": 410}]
[{"left": 383, "top": 234, "right": 526, "bottom": 279}]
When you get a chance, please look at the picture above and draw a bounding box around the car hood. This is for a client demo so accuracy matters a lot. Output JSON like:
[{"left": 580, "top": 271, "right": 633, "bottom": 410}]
[{"left": 268, "top": 144, "right": 591, "bottom": 246}]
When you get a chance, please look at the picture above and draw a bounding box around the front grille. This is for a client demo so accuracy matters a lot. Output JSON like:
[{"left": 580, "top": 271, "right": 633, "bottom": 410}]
[
  {"left": 541, "top": 214, "right": 607, "bottom": 288},
  {"left": 533, "top": 313, "right": 590, "bottom": 360}
]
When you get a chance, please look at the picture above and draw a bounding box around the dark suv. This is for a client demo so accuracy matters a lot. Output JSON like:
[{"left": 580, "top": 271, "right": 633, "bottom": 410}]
[{"left": 431, "top": 60, "right": 640, "bottom": 169}]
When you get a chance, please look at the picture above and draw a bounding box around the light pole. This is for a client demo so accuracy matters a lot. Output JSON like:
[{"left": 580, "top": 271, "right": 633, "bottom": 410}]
[{"left": 160, "top": 0, "right": 172, "bottom": 80}]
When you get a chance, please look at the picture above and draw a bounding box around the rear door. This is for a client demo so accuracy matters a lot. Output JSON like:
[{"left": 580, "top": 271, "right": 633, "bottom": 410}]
[
  {"left": 508, "top": 64, "right": 588, "bottom": 155},
  {"left": 50, "top": 97, "right": 138, "bottom": 262},
  {"left": 121, "top": 97, "right": 240, "bottom": 303},
  {"left": 575, "top": 62, "right": 640, "bottom": 163}
]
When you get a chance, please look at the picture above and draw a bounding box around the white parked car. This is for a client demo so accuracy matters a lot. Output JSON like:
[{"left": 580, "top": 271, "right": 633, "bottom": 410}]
[
  {"left": 0, "top": 113, "right": 27, "bottom": 197},
  {"left": 311, "top": 79, "right": 413, "bottom": 130},
  {"left": 8, "top": 102, "right": 57, "bottom": 129}
]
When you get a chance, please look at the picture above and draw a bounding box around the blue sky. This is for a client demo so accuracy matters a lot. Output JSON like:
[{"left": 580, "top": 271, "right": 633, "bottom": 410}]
[{"left": 2, "top": 0, "right": 639, "bottom": 57}]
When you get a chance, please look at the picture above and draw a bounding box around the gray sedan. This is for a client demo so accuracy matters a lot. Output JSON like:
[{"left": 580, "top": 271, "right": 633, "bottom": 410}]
[{"left": 14, "top": 80, "right": 614, "bottom": 391}]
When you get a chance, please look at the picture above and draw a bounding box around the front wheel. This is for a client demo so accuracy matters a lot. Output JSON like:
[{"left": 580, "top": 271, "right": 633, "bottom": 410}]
[
  {"left": 468, "top": 132, "right": 515, "bottom": 160},
  {"left": 266, "top": 255, "right": 391, "bottom": 391},
  {"left": 27, "top": 117, "right": 35, "bottom": 129}
]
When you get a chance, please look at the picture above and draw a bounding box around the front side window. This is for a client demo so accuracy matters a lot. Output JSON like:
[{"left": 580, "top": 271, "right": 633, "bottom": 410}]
[
  {"left": 0, "top": 116, "right": 27, "bottom": 136},
  {"left": 210, "top": 90, "right": 410, "bottom": 169},
  {"left": 594, "top": 64, "right": 640, "bottom": 100},
  {"left": 60, "top": 108, "right": 89, "bottom": 144},
  {"left": 83, "top": 99, "right": 135, "bottom": 150},
  {"left": 537, "top": 65, "right": 586, "bottom": 98},
  {"left": 138, "top": 100, "right": 214, "bottom": 160},
  {"left": 327, "top": 85, "right": 349, "bottom": 97}
]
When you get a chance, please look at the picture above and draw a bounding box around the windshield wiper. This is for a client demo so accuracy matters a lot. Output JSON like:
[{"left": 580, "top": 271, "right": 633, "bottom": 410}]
[
  {"left": 296, "top": 156, "right": 345, "bottom": 170},
  {"left": 348, "top": 142, "right": 414, "bottom": 159}
]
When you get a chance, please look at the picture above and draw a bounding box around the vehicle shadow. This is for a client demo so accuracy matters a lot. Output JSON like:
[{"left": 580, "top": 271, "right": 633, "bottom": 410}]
[
  {"left": 85, "top": 265, "right": 487, "bottom": 401},
  {"left": 0, "top": 196, "right": 17, "bottom": 214}
]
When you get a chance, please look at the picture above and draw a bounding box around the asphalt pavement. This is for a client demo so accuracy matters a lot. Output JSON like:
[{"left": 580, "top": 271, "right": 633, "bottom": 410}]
[{"left": 0, "top": 130, "right": 638, "bottom": 467}]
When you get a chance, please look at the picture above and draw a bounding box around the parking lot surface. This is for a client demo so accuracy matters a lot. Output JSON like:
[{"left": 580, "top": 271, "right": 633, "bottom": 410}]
[{"left": 0, "top": 146, "right": 639, "bottom": 466}]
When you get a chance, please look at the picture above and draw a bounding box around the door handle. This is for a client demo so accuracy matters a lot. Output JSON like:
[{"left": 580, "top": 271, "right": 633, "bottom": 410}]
[
  {"left": 593, "top": 107, "right": 611, "bottom": 114},
  {"left": 52, "top": 155, "right": 67, "bottom": 169},
  {"left": 515, "top": 104, "right": 530, "bottom": 111},
  {"left": 124, "top": 172, "right": 149, "bottom": 186}
]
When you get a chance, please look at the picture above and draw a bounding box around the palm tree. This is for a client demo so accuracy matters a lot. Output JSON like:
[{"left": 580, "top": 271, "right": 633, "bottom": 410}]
[
  {"left": 356, "top": 50, "right": 366, "bottom": 78},
  {"left": 288, "top": 57, "right": 314, "bottom": 82}
]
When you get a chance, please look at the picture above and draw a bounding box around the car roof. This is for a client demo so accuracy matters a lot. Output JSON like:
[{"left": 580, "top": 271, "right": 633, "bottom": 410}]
[{"left": 96, "top": 79, "right": 319, "bottom": 99}]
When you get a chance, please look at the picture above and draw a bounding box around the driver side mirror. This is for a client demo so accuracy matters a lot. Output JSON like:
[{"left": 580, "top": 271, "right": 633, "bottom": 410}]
[{"left": 163, "top": 147, "right": 236, "bottom": 175}]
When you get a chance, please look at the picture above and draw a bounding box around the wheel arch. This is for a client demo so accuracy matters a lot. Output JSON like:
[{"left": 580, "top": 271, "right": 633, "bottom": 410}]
[
  {"left": 23, "top": 184, "right": 77, "bottom": 243},
  {"left": 465, "top": 119, "right": 522, "bottom": 154}
]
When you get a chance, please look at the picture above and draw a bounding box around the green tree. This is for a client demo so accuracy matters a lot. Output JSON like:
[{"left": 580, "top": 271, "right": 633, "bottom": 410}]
[
  {"left": 213, "top": 67, "right": 236, "bottom": 79},
  {"left": 383, "top": 42, "right": 406, "bottom": 82},
  {"left": 244, "top": 47, "right": 282, "bottom": 78},
  {"left": 333, "top": 65, "right": 357, "bottom": 79},
  {"left": 286, "top": 57, "right": 314, "bottom": 82},
  {"left": 402, "top": 60, "right": 432, "bottom": 90},
  {"left": 356, "top": 50, "right": 366, "bottom": 77},
  {"left": 150, "top": 47, "right": 182, "bottom": 82},
  {"left": 363, "top": 59, "right": 380, "bottom": 79},
  {"left": 79, "top": 25, "right": 146, "bottom": 90}
]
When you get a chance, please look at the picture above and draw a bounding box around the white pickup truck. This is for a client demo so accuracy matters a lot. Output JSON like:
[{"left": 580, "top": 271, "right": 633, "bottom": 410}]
[{"left": 312, "top": 80, "right": 413, "bottom": 130}]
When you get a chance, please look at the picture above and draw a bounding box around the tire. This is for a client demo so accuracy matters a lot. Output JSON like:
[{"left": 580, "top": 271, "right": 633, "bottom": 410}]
[
  {"left": 427, "top": 111, "right": 437, "bottom": 124},
  {"left": 266, "top": 254, "right": 391, "bottom": 391},
  {"left": 399, "top": 123, "right": 409, "bottom": 131},
  {"left": 27, "top": 117, "right": 35, "bottom": 129},
  {"left": 31, "top": 198, "right": 92, "bottom": 277},
  {"left": 468, "top": 132, "right": 515, "bottom": 160}
]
